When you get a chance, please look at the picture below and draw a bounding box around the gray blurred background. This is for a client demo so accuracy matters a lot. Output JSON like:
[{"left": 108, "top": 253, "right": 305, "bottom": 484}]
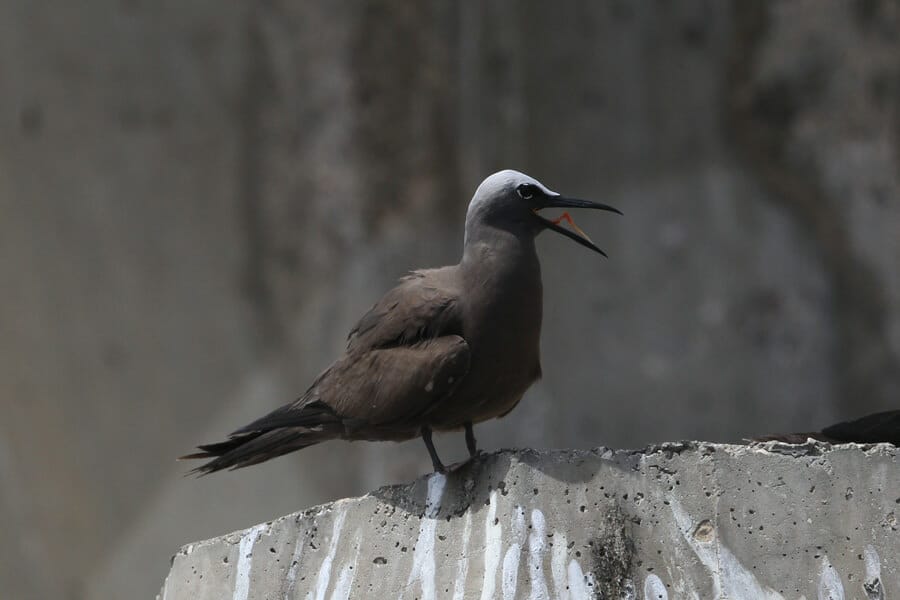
[{"left": 2, "top": 1, "right": 899, "bottom": 598}]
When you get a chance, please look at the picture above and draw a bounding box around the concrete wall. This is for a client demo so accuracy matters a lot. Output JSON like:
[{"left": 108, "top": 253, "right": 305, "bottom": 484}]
[
  {"left": 1, "top": 1, "right": 899, "bottom": 598},
  {"left": 160, "top": 443, "right": 899, "bottom": 599}
]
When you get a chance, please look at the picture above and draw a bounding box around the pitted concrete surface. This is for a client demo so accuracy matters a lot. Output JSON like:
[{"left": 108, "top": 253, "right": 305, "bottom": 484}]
[{"left": 159, "top": 443, "right": 899, "bottom": 599}]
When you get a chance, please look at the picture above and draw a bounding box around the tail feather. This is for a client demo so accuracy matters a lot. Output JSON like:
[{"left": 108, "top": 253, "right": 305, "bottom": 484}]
[
  {"left": 183, "top": 427, "right": 338, "bottom": 476},
  {"left": 229, "top": 399, "right": 340, "bottom": 436},
  {"left": 177, "top": 435, "right": 259, "bottom": 462},
  {"left": 180, "top": 400, "right": 345, "bottom": 476}
]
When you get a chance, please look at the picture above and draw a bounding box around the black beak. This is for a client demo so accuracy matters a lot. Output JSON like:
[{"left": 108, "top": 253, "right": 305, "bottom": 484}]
[{"left": 534, "top": 196, "right": 622, "bottom": 257}]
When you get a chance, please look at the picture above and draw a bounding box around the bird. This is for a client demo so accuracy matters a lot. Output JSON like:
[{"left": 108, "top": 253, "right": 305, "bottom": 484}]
[
  {"left": 181, "top": 169, "right": 621, "bottom": 474},
  {"left": 754, "top": 410, "right": 900, "bottom": 446}
]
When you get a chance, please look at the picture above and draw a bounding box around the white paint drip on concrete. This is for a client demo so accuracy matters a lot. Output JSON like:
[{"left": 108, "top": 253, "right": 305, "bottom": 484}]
[
  {"left": 502, "top": 546, "right": 521, "bottom": 599},
  {"left": 502, "top": 506, "right": 527, "bottom": 600},
  {"left": 233, "top": 523, "right": 268, "bottom": 600},
  {"left": 329, "top": 531, "right": 361, "bottom": 600},
  {"left": 863, "top": 545, "right": 883, "bottom": 600},
  {"left": 714, "top": 544, "right": 784, "bottom": 600},
  {"left": 864, "top": 545, "right": 881, "bottom": 581},
  {"left": 550, "top": 530, "right": 568, "bottom": 600},
  {"left": 644, "top": 574, "right": 668, "bottom": 600},
  {"left": 424, "top": 473, "right": 446, "bottom": 519},
  {"left": 283, "top": 528, "right": 309, "bottom": 600},
  {"left": 330, "top": 562, "right": 355, "bottom": 600},
  {"left": 528, "top": 509, "right": 550, "bottom": 600},
  {"left": 818, "top": 556, "right": 844, "bottom": 600},
  {"left": 480, "top": 490, "right": 502, "bottom": 600},
  {"left": 307, "top": 509, "right": 347, "bottom": 600},
  {"left": 669, "top": 498, "right": 783, "bottom": 600},
  {"left": 567, "top": 559, "right": 593, "bottom": 599},
  {"left": 671, "top": 576, "right": 702, "bottom": 600},
  {"left": 451, "top": 511, "right": 473, "bottom": 600},
  {"left": 406, "top": 473, "right": 447, "bottom": 600}
]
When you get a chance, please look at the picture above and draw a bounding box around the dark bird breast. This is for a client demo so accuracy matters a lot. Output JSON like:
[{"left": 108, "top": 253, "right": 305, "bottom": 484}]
[{"left": 428, "top": 240, "right": 544, "bottom": 430}]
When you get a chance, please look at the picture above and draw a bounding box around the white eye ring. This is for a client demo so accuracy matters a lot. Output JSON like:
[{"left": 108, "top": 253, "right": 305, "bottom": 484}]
[{"left": 517, "top": 185, "right": 534, "bottom": 200}]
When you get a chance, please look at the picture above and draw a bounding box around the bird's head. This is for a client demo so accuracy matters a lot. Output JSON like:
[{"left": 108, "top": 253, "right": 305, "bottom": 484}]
[{"left": 465, "top": 170, "right": 622, "bottom": 256}]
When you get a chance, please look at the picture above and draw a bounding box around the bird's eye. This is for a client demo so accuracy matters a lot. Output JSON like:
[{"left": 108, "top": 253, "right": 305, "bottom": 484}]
[{"left": 516, "top": 184, "right": 537, "bottom": 200}]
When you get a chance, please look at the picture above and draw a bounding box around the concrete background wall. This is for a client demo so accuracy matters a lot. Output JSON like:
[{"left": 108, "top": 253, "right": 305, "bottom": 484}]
[
  {"left": 0, "top": 1, "right": 898, "bottom": 598},
  {"left": 160, "top": 444, "right": 900, "bottom": 599}
]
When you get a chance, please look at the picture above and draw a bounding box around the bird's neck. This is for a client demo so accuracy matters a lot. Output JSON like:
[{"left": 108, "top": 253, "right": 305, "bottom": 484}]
[
  {"left": 459, "top": 227, "right": 543, "bottom": 367},
  {"left": 461, "top": 227, "right": 539, "bottom": 278},
  {"left": 459, "top": 228, "right": 542, "bottom": 307}
]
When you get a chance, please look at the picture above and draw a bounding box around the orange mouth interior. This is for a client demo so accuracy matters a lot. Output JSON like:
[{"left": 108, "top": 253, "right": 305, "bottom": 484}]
[{"left": 549, "top": 211, "right": 595, "bottom": 244}]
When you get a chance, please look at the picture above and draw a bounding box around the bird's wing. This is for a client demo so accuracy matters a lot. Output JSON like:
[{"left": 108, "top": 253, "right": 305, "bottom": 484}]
[
  {"left": 347, "top": 271, "right": 463, "bottom": 352},
  {"left": 183, "top": 335, "right": 470, "bottom": 474},
  {"left": 232, "top": 272, "right": 469, "bottom": 434},
  {"left": 318, "top": 335, "right": 470, "bottom": 430}
]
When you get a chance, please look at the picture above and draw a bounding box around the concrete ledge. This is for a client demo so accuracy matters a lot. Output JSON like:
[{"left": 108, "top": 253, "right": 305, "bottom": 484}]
[{"left": 159, "top": 442, "right": 899, "bottom": 599}]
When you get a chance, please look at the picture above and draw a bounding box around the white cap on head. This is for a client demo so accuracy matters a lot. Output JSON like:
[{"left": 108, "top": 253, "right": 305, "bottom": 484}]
[{"left": 470, "top": 170, "right": 558, "bottom": 209}]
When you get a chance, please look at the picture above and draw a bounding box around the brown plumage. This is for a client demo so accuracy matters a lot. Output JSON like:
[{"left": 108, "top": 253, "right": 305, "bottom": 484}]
[
  {"left": 754, "top": 410, "right": 900, "bottom": 446},
  {"left": 181, "top": 170, "right": 620, "bottom": 474}
]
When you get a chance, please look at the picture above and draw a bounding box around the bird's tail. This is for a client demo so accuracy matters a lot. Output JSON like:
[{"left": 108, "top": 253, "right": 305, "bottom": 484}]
[{"left": 179, "top": 400, "right": 343, "bottom": 476}]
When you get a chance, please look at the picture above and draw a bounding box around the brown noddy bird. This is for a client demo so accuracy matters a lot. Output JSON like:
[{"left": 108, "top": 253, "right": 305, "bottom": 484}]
[
  {"left": 181, "top": 170, "right": 621, "bottom": 474},
  {"left": 754, "top": 410, "right": 900, "bottom": 446}
]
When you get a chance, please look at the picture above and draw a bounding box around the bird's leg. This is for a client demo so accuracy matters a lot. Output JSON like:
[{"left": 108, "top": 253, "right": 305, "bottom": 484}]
[
  {"left": 421, "top": 426, "right": 446, "bottom": 473},
  {"left": 464, "top": 422, "right": 479, "bottom": 458}
]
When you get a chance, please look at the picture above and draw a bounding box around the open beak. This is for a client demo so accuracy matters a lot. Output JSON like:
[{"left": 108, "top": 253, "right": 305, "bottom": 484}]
[{"left": 533, "top": 196, "right": 622, "bottom": 257}]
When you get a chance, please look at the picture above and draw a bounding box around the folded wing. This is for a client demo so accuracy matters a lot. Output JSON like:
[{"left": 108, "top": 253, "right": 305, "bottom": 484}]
[{"left": 182, "top": 271, "right": 470, "bottom": 474}]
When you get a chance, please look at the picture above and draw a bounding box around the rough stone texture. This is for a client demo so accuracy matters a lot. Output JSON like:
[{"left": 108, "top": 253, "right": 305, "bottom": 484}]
[
  {"left": 160, "top": 443, "right": 900, "bottom": 599},
  {"left": 1, "top": 2, "right": 899, "bottom": 599}
]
